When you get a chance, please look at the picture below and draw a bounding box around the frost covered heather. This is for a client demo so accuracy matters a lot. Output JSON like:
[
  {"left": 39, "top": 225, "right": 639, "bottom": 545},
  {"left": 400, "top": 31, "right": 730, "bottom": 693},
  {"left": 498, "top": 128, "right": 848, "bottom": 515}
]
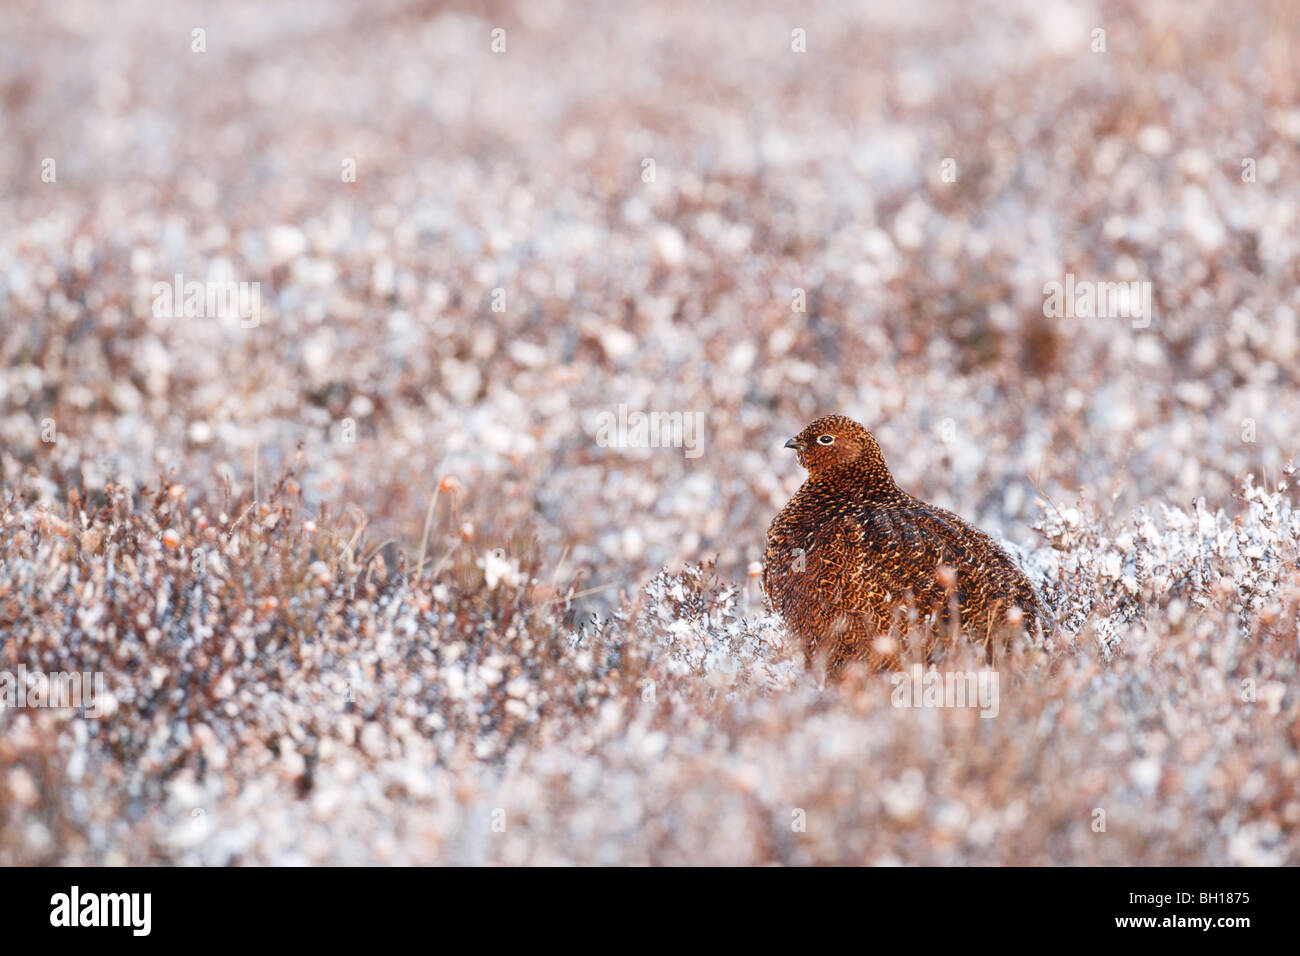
[
  {"left": 2, "top": 0, "right": 1300, "bottom": 864},
  {"left": 0, "top": 476, "right": 1296, "bottom": 865}
]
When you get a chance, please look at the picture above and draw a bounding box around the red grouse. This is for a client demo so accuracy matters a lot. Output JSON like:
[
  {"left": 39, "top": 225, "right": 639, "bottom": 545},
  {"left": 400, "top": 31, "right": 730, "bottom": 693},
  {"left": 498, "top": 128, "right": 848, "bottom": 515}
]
[{"left": 764, "top": 414, "right": 1044, "bottom": 677}]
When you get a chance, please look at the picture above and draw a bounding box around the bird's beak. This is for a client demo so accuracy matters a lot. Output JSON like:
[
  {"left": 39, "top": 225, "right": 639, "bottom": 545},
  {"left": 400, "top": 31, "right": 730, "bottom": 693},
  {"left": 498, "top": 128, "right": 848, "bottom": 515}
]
[{"left": 784, "top": 437, "right": 804, "bottom": 450}]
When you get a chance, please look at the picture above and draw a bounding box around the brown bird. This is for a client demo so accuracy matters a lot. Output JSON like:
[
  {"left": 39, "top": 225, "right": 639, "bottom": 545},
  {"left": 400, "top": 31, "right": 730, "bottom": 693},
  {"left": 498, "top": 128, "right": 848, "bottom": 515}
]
[{"left": 763, "top": 414, "right": 1044, "bottom": 677}]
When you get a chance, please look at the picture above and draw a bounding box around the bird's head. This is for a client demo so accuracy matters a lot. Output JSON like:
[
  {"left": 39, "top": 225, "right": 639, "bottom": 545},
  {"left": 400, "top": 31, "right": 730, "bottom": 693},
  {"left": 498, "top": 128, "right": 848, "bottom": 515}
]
[{"left": 783, "top": 414, "right": 887, "bottom": 475}]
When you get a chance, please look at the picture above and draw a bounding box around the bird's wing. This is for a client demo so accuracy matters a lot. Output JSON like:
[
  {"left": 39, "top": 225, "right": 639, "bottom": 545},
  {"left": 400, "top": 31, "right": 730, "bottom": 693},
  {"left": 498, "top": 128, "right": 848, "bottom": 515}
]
[
  {"left": 903, "top": 503, "right": 1045, "bottom": 629},
  {"left": 813, "top": 510, "right": 955, "bottom": 615}
]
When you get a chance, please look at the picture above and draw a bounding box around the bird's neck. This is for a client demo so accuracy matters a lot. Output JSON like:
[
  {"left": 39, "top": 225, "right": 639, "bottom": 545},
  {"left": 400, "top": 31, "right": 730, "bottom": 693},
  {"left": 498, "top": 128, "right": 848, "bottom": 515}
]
[{"left": 812, "top": 457, "right": 908, "bottom": 503}]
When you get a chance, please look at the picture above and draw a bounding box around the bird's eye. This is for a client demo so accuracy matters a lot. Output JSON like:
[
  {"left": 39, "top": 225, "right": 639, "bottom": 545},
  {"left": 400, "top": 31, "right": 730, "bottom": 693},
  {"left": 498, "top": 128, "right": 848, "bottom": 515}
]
[{"left": 817, "top": 435, "right": 835, "bottom": 445}]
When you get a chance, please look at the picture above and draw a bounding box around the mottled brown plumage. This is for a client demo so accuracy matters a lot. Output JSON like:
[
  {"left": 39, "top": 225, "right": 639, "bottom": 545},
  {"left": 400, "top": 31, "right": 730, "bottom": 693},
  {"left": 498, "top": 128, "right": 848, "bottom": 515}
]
[{"left": 764, "top": 415, "right": 1043, "bottom": 677}]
